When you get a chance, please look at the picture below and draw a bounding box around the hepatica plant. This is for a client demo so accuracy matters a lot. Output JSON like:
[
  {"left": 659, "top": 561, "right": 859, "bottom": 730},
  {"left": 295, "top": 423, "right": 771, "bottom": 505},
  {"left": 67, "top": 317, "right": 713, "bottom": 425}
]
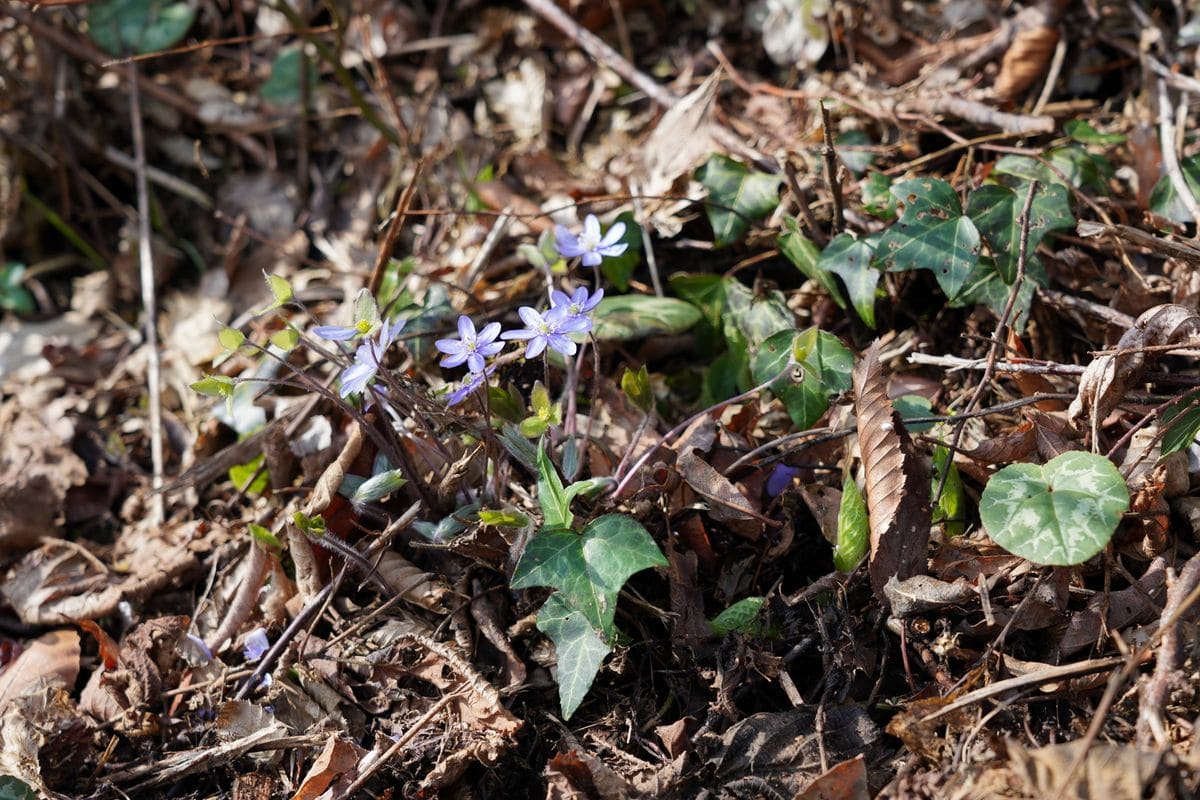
[{"left": 979, "top": 451, "right": 1129, "bottom": 566}]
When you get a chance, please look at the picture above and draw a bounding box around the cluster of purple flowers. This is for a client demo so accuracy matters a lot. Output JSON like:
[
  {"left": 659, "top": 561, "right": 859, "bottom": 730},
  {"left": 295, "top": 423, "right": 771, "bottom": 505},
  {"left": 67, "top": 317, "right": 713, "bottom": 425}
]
[{"left": 316, "top": 214, "right": 622, "bottom": 408}]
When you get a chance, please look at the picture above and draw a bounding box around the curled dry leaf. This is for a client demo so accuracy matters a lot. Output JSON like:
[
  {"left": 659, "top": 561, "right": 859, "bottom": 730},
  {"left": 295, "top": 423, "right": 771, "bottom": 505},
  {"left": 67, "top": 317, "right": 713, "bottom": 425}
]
[
  {"left": 883, "top": 574, "right": 978, "bottom": 619},
  {"left": 1057, "top": 556, "right": 1166, "bottom": 657},
  {"left": 853, "top": 342, "right": 932, "bottom": 603},
  {"left": 1068, "top": 304, "right": 1200, "bottom": 432},
  {"left": 290, "top": 735, "right": 365, "bottom": 800},
  {"left": 375, "top": 550, "right": 449, "bottom": 612},
  {"left": 0, "top": 404, "right": 87, "bottom": 551},
  {"left": 0, "top": 630, "right": 80, "bottom": 714}
]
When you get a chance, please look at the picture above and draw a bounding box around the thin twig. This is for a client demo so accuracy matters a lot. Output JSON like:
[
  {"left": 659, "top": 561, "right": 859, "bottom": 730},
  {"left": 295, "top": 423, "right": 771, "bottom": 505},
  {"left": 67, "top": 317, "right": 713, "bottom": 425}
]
[
  {"left": 819, "top": 101, "right": 845, "bottom": 235},
  {"left": 128, "top": 60, "right": 165, "bottom": 524},
  {"left": 1137, "top": 551, "right": 1200, "bottom": 746}
]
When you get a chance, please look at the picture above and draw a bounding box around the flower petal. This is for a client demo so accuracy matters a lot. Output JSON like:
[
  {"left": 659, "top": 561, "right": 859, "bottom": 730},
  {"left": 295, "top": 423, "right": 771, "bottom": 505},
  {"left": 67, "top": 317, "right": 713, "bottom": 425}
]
[
  {"left": 598, "top": 242, "right": 629, "bottom": 258},
  {"left": 599, "top": 221, "right": 626, "bottom": 248},
  {"left": 524, "top": 337, "right": 547, "bottom": 359},
  {"left": 440, "top": 351, "right": 468, "bottom": 369},
  {"left": 313, "top": 325, "right": 358, "bottom": 341},
  {"left": 477, "top": 321, "right": 502, "bottom": 344},
  {"left": 581, "top": 251, "right": 602, "bottom": 268},
  {"left": 457, "top": 315, "right": 474, "bottom": 341}
]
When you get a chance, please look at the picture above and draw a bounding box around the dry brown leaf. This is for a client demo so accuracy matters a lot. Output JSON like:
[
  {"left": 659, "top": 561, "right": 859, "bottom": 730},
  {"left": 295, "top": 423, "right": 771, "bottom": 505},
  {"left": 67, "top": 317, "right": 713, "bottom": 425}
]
[
  {"left": 0, "top": 630, "right": 80, "bottom": 714},
  {"left": 994, "top": 2, "right": 1069, "bottom": 100},
  {"left": 798, "top": 483, "right": 842, "bottom": 545},
  {"left": 375, "top": 550, "right": 449, "bottom": 612},
  {"left": 544, "top": 749, "right": 636, "bottom": 800},
  {"left": 291, "top": 735, "right": 364, "bottom": 800},
  {"left": 883, "top": 575, "right": 978, "bottom": 619},
  {"left": 0, "top": 404, "right": 88, "bottom": 551},
  {"left": 964, "top": 423, "right": 1036, "bottom": 465},
  {"left": 1058, "top": 556, "right": 1166, "bottom": 657},
  {"left": 853, "top": 342, "right": 932, "bottom": 602},
  {"left": 1068, "top": 304, "right": 1200, "bottom": 432},
  {"left": 1008, "top": 740, "right": 1179, "bottom": 800},
  {"left": 795, "top": 753, "right": 870, "bottom": 800},
  {"left": 676, "top": 449, "right": 764, "bottom": 541}
]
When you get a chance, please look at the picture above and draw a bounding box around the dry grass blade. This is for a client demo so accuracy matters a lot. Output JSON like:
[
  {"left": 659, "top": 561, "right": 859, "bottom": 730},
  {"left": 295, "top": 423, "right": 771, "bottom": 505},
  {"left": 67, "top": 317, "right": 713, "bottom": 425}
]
[{"left": 853, "top": 342, "right": 932, "bottom": 604}]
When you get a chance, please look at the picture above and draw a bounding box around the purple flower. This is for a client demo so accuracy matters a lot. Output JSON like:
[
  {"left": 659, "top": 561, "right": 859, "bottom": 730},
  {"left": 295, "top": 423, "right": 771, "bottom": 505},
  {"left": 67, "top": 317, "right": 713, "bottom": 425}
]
[
  {"left": 313, "top": 319, "right": 373, "bottom": 341},
  {"left": 339, "top": 318, "right": 404, "bottom": 398},
  {"left": 435, "top": 315, "right": 504, "bottom": 373},
  {"left": 501, "top": 305, "right": 577, "bottom": 359},
  {"left": 242, "top": 627, "right": 270, "bottom": 662},
  {"left": 555, "top": 214, "right": 628, "bottom": 267},
  {"left": 183, "top": 633, "right": 213, "bottom": 663},
  {"left": 766, "top": 464, "right": 801, "bottom": 497},
  {"left": 447, "top": 365, "right": 496, "bottom": 407},
  {"left": 550, "top": 286, "right": 603, "bottom": 334}
]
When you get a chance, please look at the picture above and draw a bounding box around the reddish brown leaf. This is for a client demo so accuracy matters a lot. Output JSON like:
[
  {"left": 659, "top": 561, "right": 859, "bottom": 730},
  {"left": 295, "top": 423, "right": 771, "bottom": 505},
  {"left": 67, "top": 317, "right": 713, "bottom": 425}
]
[
  {"left": 853, "top": 342, "right": 932, "bottom": 602},
  {"left": 75, "top": 619, "right": 119, "bottom": 670},
  {"left": 965, "top": 423, "right": 1036, "bottom": 465},
  {"left": 0, "top": 630, "right": 80, "bottom": 713},
  {"left": 795, "top": 753, "right": 869, "bottom": 800},
  {"left": 1006, "top": 331, "right": 1065, "bottom": 411}
]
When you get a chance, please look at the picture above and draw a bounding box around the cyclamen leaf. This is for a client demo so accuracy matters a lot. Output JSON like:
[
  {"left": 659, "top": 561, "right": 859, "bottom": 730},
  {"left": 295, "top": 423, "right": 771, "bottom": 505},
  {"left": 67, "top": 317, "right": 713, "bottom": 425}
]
[
  {"left": 966, "top": 181, "right": 1072, "bottom": 284},
  {"left": 1161, "top": 397, "right": 1200, "bottom": 456},
  {"left": 817, "top": 233, "right": 879, "bottom": 328},
  {"left": 696, "top": 154, "right": 782, "bottom": 247},
  {"left": 852, "top": 342, "right": 932, "bottom": 602},
  {"left": 88, "top": 0, "right": 195, "bottom": 55},
  {"left": 979, "top": 451, "right": 1129, "bottom": 565},
  {"left": 878, "top": 178, "right": 980, "bottom": 300},
  {"left": 511, "top": 514, "right": 666, "bottom": 640},
  {"left": 535, "top": 592, "right": 611, "bottom": 720},
  {"left": 1149, "top": 155, "right": 1200, "bottom": 224}
]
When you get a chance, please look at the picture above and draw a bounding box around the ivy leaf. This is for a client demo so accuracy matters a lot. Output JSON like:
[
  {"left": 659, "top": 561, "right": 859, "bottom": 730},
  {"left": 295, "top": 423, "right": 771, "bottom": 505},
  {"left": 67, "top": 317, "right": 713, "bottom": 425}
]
[
  {"left": 860, "top": 172, "right": 898, "bottom": 220},
  {"left": 817, "top": 233, "right": 880, "bottom": 328},
  {"left": 966, "top": 181, "right": 1073, "bottom": 284},
  {"left": 778, "top": 220, "right": 846, "bottom": 309},
  {"left": 979, "top": 451, "right": 1129, "bottom": 565},
  {"left": 511, "top": 514, "right": 667, "bottom": 640},
  {"left": 708, "top": 597, "right": 766, "bottom": 636},
  {"left": 833, "top": 473, "right": 868, "bottom": 572},
  {"left": 993, "top": 149, "right": 1111, "bottom": 195},
  {"left": 695, "top": 154, "right": 781, "bottom": 247},
  {"left": 1149, "top": 155, "right": 1200, "bottom": 224},
  {"left": 750, "top": 327, "right": 853, "bottom": 429},
  {"left": 592, "top": 295, "right": 701, "bottom": 341},
  {"left": 951, "top": 255, "right": 1044, "bottom": 329},
  {"left": 878, "top": 178, "right": 980, "bottom": 300},
  {"left": 723, "top": 280, "right": 794, "bottom": 354},
  {"left": 535, "top": 592, "right": 611, "bottom": 720},
  {"left": 88, "top": 0, "right": 195, "bottom": 55}
]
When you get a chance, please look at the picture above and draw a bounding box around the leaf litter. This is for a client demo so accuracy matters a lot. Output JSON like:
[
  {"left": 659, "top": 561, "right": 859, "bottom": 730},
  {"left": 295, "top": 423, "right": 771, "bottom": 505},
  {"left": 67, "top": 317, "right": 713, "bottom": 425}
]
[{"left": 5, "top": 0, "right": 1200, "bottom": 798}]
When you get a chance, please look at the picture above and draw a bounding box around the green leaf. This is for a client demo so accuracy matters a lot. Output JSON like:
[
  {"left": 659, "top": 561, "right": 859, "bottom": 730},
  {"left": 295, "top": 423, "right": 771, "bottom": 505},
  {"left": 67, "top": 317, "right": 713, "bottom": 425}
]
[
  {"left": 950, "top": 255, "right": 1044, "bottom": 329},
  {"left": 860, "top": 172, "right": 898, "bottom": 220},
  {"left": 218, "top": 325, "right": 246, "bottom": 352},
  {"left": 0, "top": 262, "right": 34, "bottom": 314},
  {"left": 0, "top": 776, "right": 39, "bottom": 800},
  {"left": 270, "top": 325, "right": 300, "bottom": 351},
  {"left": 519, "top": 417, "right": 550, "bottom": 438},
  {"left": 478, "top": 508, "right": 530, "bottom": 527},
  {"left": 349, "top": 469, "right": 406, "bottom": 504},
  {"left": 293, "top": 510, "right": 327, "bottom": 537},
  {"left": 993, "top": 148, "right": 1111, "bottom": 195},
  {"left": 878, "top": 178, "right": 980, "bottom": 300},
  {"left": 833, "top": 473, "right": 868, "bottom": 572},
  {"left": 376, "top": 256, "right": 415, "bottom": 310},
  {"left": 723, "top": 280, "right": 794, "bottom": 353},
  {"left": 599, "top": 211, "right": 643, "bottom": 291},
  {"left": 751, "top": 328, "right": 853, "bottom": 429},
  {"left": 670, "top": 273, "right": 727, "bottom": 330},
  {"left": 966, "top": 181, "right": 1073, "bottom": 284},
  {"left": 1064, "top": 119, "right": 1126, "bottom": 146},
  {"left": 892, "top": 394, "right": 933, "bottom": 433},
  {"left": 536, "top": 441, "right": 572, "bottom": 530},
  {"left": 592, "top": 295, "right": 701, "bottom": 341},
  {"left": 695, "top": 154, "right": 781, "bottom": 247},
  {"left": 229, "top": 454, "right": 268, "bottom": 495},
  {"left": 979, "top": 451, "right": 1129, "bottom": 565},
  {"left": 817, "top": 233, "right": 880, "bottom": 328},
  {"left": 1150, "top": 155, "right": 1200, "bottom": 224},
  {"left": 621, "top": 365, "right": 653, "bottom": 413},
  {"left": 563, "top": 477, "right": 612, "bottom": 506},
  {"left": 536, "top": 592, "right": 611, "bottom": 720},
  {"left": 1161, "top": 395, "right": 1200, "bottom": 456},
  {"left": 834, "top": 130, "right": 876, "bottom": 176},
  {"left": 512, "top": 514, "right": 667, "bottom": 639},
  {"left": 248, "top": 522, "right": 282, "bottom": 551},
  {"left": 709, "top": 596, "right": 765, "bottom": 636},
  {"left": 932, "top": 445, "right": 966, "bottom": 537},
  {"left": 259, "top": 45, "right": 318, "bottom": 106},
  {"left": 488, "top": 384, "right": 525, "bottom": 424},
  {"left": 191, "top": 375, "right": 235, "bottom": 398},
  {"left": 778, "top": 220, "right": 845, "bottom": 308},
  {"left": 88, "top": 0, "right": 195, "bottom": 55}
]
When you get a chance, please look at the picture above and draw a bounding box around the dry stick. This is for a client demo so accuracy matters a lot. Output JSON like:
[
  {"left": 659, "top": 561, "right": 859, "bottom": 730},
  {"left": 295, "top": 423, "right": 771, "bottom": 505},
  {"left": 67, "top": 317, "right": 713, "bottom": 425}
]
[
  {"left": 332, "top": 690, "right": 461, "bottom": 799},
  {"left": 1136, "top": 551, "right": 1200, "bottom": 746},
  {"left": 1157, "top": 77, "right": 1200, "bottom": 231},
  {"left": 908, "top": 352, "right": 1084, "bottom": 375},
  {"left": 782, "top": 159, "right": 826, "bottom": 246},
  {"left": 370, "top": 157, "right": 426, "bottom": 297},
  {"left": 519, "top": 0, "right": 777, "bottom": 172},
  {"left": 819, "top": 101, "right": 845, "bottom": 235},
  {"left": 937, "top": 181, "right": 1040, "bottom": 501},
  {"left": 1056, "top": 577, "right": 1200, "bottom": 792},
  {"left": 128, "top": 61, "right": 165, "bottom": 525}
]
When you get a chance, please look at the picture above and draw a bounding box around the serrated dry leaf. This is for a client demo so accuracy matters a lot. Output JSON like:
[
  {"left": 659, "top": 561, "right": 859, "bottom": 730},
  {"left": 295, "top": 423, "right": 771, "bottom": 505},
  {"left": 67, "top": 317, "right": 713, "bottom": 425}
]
[
  {"left": 853, "top": 342, "right": 932, "bottom": 603},
  {"left": 1069, "top": 304, "right": 1200, "bottom": 433}
]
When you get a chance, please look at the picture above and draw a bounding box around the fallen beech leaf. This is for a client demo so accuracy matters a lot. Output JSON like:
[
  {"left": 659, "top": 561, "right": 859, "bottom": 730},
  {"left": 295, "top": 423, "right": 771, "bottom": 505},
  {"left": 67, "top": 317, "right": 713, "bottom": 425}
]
[
  {"left": 0, "top": 630, "right": 80, "bottom": 714},
  {"left": 1068, "top": 304, "right": 1200, "bottom": 434},
  {"left": 795, "top": 753, "right": 869, "bottom": 800},
  {"left": 965, "top": 423, "right": 1036, "bottom": 464},
  {"left": 853, "top": 342, "right": 932, "bottom": 602},
  {"left": 291, "top": 735, "right": 363, "bottom": 800},
  {"left": 676, "top": 448, "right": 764, "bottom": 541}
]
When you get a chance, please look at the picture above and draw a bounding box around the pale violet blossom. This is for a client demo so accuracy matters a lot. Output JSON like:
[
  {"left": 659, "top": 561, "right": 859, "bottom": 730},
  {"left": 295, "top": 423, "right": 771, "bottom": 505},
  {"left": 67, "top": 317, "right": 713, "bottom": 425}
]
[
  {"left": 447, "top": 365, "right": 497, "bottom": 407},
  {"left": 435, "top": 315, "right": 504, "bottom": 373},
  {"left": 555, "top": 214, "right": 627, "bottom": 267},
  {"left": 339, "top": 318, "right": 404, "bottom": 398},
  {"left": 242, "top": 627, "right": 270, "bottom": 662},
  {"left": 550, "top": 286, "right": 603, "bottom": 334},
  {"left": 501, "top": 305, "right": 577, "bottom": 359}
]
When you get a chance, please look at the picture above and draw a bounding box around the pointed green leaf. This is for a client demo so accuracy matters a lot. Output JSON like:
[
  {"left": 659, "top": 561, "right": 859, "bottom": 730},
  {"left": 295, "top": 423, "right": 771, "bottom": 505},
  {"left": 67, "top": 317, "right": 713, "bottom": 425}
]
[
  {"left": 478, "top": 508, "right": 530, "bottom": 527},
  {"left": 218, "top": 325, "right": 246, "bottom": 352},
  {"left": 878, "top": 178, "right": 980, "bottom": 299},
  {"left": 980, "top": 451, "right": 1129, "bottom": 565},
  {"left": 536, "top": 592, "right": 611, "bottom": 720},
  {"left": 817, "top": 233, "right": 880, "bottom": 328},
  {"left": 1161, "top": 395, "right": 1200, "bottom": 456},
  {"left": 751, "top": 327, "right": 853, "bottom": 429},
  {"left": 833, "top": 473, "right": 868, "bottom": 572},
  {"left": 779, "top": 220, "right": 846, "bottom": 308},
  {"left": 932, "top": 445, "right": 966, "bottom": 537},
  {"left": 1150, "top": 155, "right": 1200, "bottom": 224},
  {"left": 248, "top": 523, "right": 282, "bottom": 551},
  {"left": 536, "top": 440, "right": 572, "bottom": 530},
  {"left": 696, "top": 154, "right": 782, "bottom": 247},
  {"left": 592, "top": 296, "right": 701, "bottom": 341},
  {"left": 512, "top": 514, "right": 666, "bottom": 639},
  {"left": 191, "top": 375, "right": 234, "bottom": 398},
  {"left": 708, "top": 596, "right": 765, "bottom": 636},
  {"left": 1064, "top": 119, "right": 1126, "bottom": 146},
  {"left": 0, "top": 262, "right": 34, "bottom": 314},
  {"left": 270, "top": 325, "right": 300, "bottom": 351},
  {"left": 966, "top": 181, "right": 1073, "bottom": 284},
  {"left": 621, "top": 365, "right": 654, "bottom": 413}
]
